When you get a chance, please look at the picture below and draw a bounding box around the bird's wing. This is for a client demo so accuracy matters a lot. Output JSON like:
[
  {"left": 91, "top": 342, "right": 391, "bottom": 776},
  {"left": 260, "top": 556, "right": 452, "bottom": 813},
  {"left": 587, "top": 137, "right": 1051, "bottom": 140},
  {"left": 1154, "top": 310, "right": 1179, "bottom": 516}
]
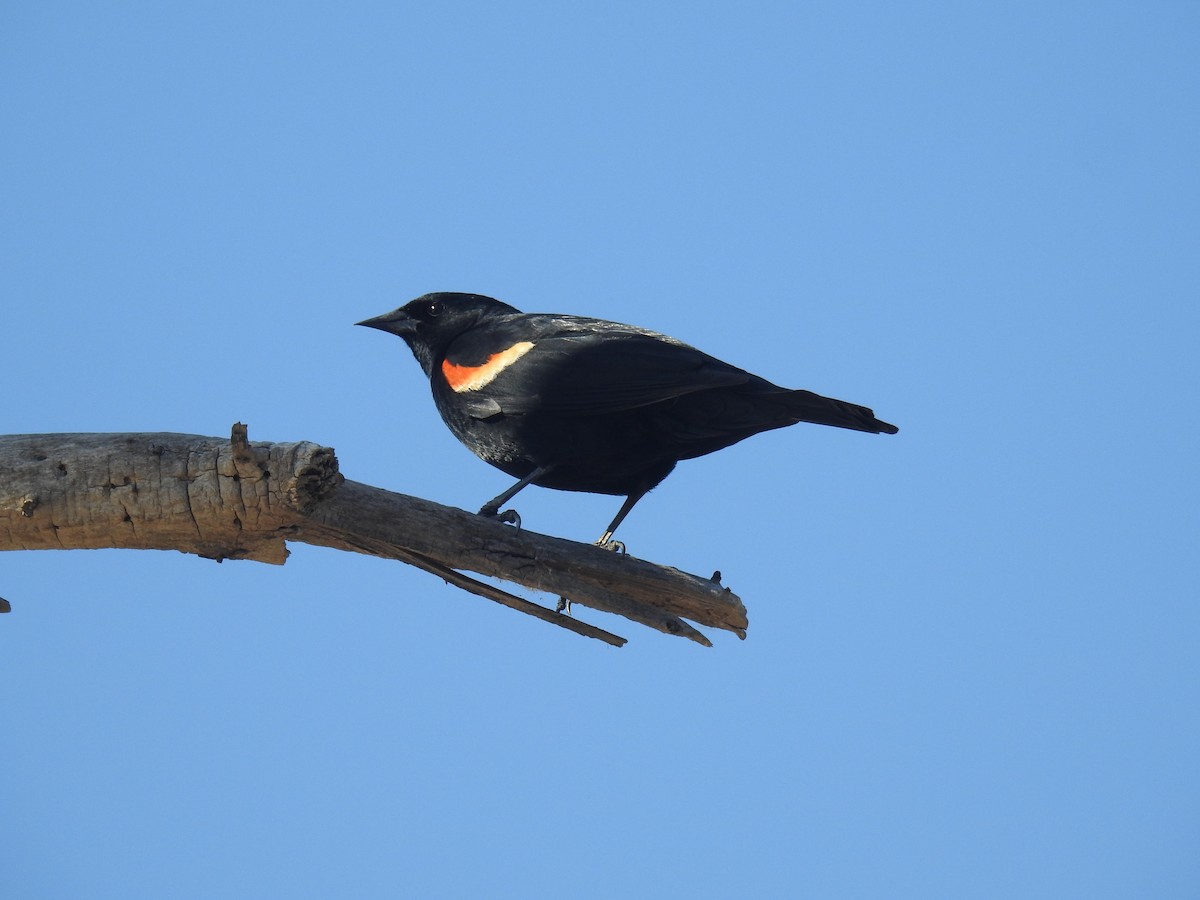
[{"left": 485, "top": 316, "right": 753, "bottom": 417}]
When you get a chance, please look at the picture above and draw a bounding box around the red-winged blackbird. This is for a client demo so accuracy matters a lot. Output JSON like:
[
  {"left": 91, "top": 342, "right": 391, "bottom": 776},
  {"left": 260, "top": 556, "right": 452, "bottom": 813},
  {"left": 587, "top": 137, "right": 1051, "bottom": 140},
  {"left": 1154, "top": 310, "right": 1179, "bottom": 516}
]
[{"left": 358, "top": 292, "right": 898, "bottom": 545}]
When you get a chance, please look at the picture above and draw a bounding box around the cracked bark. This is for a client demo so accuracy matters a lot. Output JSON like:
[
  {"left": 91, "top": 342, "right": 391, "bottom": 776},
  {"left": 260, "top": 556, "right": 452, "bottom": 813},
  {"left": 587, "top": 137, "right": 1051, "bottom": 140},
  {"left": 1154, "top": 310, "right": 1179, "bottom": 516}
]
[{"left": 0, "top": 426, "right": 748, "bottom": 646}]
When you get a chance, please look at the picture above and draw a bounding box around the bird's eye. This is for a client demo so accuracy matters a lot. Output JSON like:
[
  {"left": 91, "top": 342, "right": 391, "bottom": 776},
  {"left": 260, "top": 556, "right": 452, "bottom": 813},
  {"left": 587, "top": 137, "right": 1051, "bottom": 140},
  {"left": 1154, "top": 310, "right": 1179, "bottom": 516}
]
[{"left": 428, "top": 301, "right": 443, "bottom": 317}]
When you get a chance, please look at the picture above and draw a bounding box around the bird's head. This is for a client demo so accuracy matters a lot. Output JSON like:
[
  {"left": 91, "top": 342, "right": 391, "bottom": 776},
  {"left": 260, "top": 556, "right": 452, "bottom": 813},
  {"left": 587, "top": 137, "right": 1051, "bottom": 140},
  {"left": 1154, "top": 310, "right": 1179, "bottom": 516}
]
[{"left": 357, "top": 292, "right": 520, "bottom": 378}]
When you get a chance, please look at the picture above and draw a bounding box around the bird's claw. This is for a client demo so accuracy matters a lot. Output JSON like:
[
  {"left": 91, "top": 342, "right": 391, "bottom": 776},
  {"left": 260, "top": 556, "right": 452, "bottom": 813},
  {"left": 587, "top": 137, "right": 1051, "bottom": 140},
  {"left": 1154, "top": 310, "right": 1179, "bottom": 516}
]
[
  {"left": 561, "top": 538, "right": 627, "bottom": 614},
  {"left": 478, "top": 505, "right": 522, "bottom": 530}
]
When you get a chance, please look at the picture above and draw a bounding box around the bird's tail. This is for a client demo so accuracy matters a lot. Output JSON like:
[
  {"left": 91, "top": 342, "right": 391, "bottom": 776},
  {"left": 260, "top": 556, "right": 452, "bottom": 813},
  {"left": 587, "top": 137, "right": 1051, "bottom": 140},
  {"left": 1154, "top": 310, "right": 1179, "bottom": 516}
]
[{"left": 784, "top": 389, "right": 899, "bottom": 435}]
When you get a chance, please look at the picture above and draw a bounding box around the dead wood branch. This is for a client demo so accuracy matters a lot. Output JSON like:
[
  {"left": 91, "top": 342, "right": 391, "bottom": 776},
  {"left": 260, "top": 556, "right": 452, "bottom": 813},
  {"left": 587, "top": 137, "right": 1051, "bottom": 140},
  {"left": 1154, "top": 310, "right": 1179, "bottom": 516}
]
[{"left": 0, "top": 428, "right": 748, "bottom": 645}]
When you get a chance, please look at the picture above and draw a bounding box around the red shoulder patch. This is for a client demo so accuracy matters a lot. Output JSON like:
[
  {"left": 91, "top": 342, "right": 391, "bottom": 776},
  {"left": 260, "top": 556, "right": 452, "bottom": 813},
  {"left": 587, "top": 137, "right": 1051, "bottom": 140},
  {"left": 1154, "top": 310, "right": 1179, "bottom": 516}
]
[{"left": 441, "top": 341, "right": 535, "bottom": 392}]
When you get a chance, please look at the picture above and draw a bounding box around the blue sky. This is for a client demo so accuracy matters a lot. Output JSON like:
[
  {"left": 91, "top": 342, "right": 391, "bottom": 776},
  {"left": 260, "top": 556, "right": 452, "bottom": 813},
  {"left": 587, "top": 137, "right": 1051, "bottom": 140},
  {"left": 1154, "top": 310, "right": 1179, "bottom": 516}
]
[{"left": 3, "top": 2, "right": 1197, "bottom": 897}]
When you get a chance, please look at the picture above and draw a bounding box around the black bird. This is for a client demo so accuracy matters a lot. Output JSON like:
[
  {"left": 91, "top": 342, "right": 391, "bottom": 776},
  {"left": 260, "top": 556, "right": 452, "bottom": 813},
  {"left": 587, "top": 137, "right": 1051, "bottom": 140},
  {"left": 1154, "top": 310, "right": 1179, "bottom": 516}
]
[{"left": 358, "top": 292, "right": 898, "bottom": 546}]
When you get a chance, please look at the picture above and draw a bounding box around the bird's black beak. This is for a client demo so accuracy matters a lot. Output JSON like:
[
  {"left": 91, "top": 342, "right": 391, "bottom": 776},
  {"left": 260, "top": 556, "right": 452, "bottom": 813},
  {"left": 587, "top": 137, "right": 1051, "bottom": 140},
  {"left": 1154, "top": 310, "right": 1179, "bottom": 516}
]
[{"left": 356, "top": 308, "right": 417, "bottom": 336}]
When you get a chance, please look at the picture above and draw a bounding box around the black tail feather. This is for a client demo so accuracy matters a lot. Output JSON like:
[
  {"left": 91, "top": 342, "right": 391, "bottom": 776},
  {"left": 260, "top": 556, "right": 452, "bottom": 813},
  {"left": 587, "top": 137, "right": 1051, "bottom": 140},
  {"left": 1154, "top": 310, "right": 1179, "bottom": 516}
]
[{"left": 786, "top": 389, "right": 899, "bottom": 435}]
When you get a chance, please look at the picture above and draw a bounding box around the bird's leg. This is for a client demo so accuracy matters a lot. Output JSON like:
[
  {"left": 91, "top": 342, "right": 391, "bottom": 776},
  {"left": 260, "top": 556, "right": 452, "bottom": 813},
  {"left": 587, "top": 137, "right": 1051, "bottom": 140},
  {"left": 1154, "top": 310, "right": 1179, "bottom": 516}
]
[
  {"left": 594, "top": 489, "right": 648, "bottom": 553},
  {"left": 478, "top": 465, "right": 553, "bottom": 529}
]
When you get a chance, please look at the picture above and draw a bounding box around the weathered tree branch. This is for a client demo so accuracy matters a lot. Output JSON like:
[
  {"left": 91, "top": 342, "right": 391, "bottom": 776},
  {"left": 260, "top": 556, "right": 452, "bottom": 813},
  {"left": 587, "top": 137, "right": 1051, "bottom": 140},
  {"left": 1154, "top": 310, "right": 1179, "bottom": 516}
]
[{"left": 0, "top": 428, "right": 748, "bottom": 646}]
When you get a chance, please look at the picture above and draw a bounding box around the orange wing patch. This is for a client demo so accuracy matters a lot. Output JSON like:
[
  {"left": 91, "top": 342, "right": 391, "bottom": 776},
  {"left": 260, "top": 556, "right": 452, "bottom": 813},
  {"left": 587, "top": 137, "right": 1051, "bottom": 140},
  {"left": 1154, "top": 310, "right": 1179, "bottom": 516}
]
[{"left": 441, "top": 341, "right": 535, "bottom": 392}]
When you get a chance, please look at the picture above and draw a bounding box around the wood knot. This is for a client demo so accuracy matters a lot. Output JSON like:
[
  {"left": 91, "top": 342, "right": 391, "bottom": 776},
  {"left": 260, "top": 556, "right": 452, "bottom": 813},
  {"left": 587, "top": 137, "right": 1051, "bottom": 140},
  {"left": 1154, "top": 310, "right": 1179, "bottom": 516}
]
[{"left": 229, "top": 422, "right": 271, "bottom": 480}]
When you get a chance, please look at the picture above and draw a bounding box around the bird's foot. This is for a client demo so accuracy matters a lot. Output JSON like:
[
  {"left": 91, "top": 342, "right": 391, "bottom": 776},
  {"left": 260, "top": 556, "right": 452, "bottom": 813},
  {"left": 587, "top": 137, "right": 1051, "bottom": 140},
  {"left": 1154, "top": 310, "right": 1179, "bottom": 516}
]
[
  {"left": 478, "top": 504, "right": 522, "bottom": 530},
  {"left": 558, "top": 541, "right": 625, "bottom": 613}
]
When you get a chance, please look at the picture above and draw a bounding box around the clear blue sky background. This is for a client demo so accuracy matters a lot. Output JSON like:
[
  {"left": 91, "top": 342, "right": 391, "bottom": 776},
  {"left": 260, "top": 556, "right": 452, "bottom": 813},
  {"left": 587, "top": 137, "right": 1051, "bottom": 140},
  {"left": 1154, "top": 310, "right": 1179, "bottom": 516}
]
[{"left": 3, "top": 3, "right": 1197, "bottom": 898}]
